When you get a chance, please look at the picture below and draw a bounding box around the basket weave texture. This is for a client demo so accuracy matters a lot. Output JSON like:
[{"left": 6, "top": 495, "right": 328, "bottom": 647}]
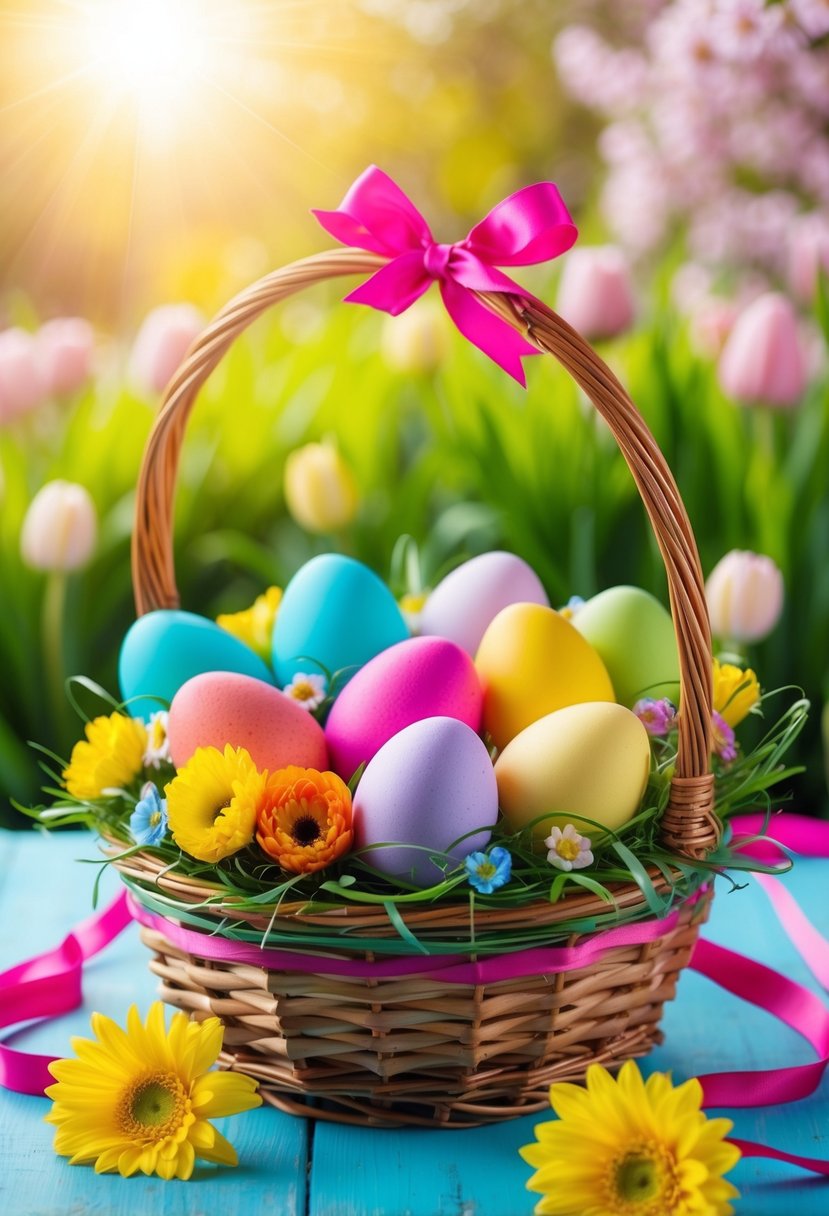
[{"left": 120, "top": 249, "right": 719, "bottom": 1126}]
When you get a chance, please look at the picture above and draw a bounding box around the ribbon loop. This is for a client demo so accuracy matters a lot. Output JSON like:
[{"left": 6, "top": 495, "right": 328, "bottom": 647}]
[{"left": 313, "top": 165, "right": 578, "bottom": 386}]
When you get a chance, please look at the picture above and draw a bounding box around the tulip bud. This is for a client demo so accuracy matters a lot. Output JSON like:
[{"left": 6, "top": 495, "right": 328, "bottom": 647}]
[
  {"left": 20, "top": 480, "right": 98, "bottom": 572},
  {"left": 788, "top": 213, "right": 829, "bottom": 305},
  {"left": 36, "top": 318, "right": 95, "bottom": 397},
  {"left": 380, "top": 300, "right": 448, "bottom": 373},
  {"left": 0, "top": 328, "right": 46, "bottom": 423},
  {"left": 718, "top": 293, "right": 806, "bottom": 409},
  {"left": 555, "top": 246, "right": 636, "bottom": 341},
  {"left": 705, "top": 550, "right": 784, "bottom": 644},
  {"left": 283, "top": 441, "right": 359, "bottom": 534},
  {"left": 128, "top": 303, "right": 204, "bottom": 396}
]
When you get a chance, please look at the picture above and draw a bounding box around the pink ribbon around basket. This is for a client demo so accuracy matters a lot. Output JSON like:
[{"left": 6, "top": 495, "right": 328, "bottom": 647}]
[
  {"left": 312, "top": 165, "right": 578, "bottom": 386},
  {"left": 3, "top": 811, "right": 829, "bottom": 1180}
]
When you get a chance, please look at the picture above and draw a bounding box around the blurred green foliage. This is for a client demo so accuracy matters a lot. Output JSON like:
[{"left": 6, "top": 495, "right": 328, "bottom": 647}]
[{"left": 2, "top": 275, "right": 827, "bottom": 825}]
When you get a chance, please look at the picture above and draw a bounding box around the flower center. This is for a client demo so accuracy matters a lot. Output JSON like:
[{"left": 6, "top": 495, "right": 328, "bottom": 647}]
[
  {"left": 292, "top": 814, "right": 322, "bottom": 845},
  {"left": 149, "top": 810, "right": 161, "bottom": 827},
  {"left": 555, "top": 838, "right": 581, "bottom": 862},
  {"left": 616, "top": 1154, "right": 661, "bottom": 1203},
  {"left": 212, "top": 801, "right": 231, "bottom": 823},
  {"left": 290, "top": 682, "right": 316, "bottom": 703},
  {"left": 476, "top": 861, "right": 496, "bottom": 880},
  {"left": 150, "top": 720, "right": 167, "bottom": 749},
  {"left": 117, "top": 1072, "right": 188, "bottom": 1141},
  {"left": 607, "top": 1143, "right": 679, "bottom": 1215}
]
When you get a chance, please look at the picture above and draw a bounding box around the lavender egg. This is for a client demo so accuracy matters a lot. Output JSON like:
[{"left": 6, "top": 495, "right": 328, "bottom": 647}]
[
  {"left": 353, "top": 716, "right": 498, "bottom": 888},
  {"left": 419, "top": 550, "right": 549, "bottom": 656}
]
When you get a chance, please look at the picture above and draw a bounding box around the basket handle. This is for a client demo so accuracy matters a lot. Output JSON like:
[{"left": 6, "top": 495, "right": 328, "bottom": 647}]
[{"left": 132, "top": 248, "right": 718, "bottom": 860}]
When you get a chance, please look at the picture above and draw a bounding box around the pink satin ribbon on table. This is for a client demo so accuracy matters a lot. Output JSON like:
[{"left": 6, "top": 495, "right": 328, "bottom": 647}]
[
  {"left": 312, "top": 165, "right": 578, "bottom": 385},
  {"left": 3, "top": 813, "right": 829, "bottom": 1181}
]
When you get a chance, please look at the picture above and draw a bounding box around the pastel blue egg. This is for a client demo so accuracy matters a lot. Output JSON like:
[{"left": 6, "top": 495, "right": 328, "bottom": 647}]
[
  {"left": 119, "top": 610, "right": 275, "bottom": 718},
  {"left": 272, "top": 554, "right": 409, "bottom": 689}
]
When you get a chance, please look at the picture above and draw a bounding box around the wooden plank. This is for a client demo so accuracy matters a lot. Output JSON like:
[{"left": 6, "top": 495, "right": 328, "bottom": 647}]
[
  {"left": 0, "top": 829, "right": 309, "bottom": 1216},
  {"left": 309, "top": 861, "right": 829, "bottom": 1216}
]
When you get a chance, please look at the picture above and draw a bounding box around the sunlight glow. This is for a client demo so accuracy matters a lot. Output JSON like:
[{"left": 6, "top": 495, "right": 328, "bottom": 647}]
[{"left": 77, "top": 0, "right": 217, "bottom": 132}]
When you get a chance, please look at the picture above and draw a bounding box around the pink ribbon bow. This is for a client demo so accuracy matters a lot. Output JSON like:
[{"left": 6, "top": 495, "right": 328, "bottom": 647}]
[{"left": 313, "top": 165, "right": 578, "bottom": 386}]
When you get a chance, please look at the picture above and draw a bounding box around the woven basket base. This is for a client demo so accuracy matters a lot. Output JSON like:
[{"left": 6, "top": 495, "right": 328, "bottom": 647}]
[{"left": 140, "top": 891, "right": 710, "bottom": 1128}]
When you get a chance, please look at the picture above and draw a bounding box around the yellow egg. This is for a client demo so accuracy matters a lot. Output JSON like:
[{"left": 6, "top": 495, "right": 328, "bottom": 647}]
[
  {"left": 475, "top": 603, "right": 615, "bottom": 750},
  {"left": 494, "top": 701, "right": 651, "bottom": 841}
]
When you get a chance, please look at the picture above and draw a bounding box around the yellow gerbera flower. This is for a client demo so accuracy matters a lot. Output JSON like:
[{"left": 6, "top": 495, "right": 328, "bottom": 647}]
[
  {"left": 45, "top": 1003, "right": 260, "bottom": 1180},
  {"left": 712, "top": 658, "right": 761, "bottom": 728},
  {"left": 166, "top": 744, "right": 266, "bottom": 862},
  {"left": 520, "top": 1061, "right": 741, "bottom": 1216},
  {"left": 216, "top": 586, "right": 282, "bottom": 663},
  {"left": 256, "top": 765, "right": 353, "bottom": 874},
  {"left": 63, "top": 713, "right": 147, "bottom": 800}
]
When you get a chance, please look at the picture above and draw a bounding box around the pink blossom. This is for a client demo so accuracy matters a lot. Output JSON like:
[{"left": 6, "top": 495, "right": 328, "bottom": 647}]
[
  {"left": 791, "top": 0, "right": 829, "bottom": 39},
  {"left": 718, "top": 293, "right": 806, "bottom": 408},
  {"left": 633, "top": 698, "right": 678, "bottom": 737},
  {"left": 36, "top": 318, "right": 95, "bottom": 397},
  {"left": 788, "top": 212, "right": 829, "bottom": 302},
  {"left": 128, "top": 304, "right": 204, "bottom": 397},
  {"left": 712, "top": 711, "right": 738, "bottom": 764},
  {"left": 0, "top": 329, "right": 45, "bottom": 424},
  {"left": 556, "top": 246, "right": 636, "bottom": 341}
]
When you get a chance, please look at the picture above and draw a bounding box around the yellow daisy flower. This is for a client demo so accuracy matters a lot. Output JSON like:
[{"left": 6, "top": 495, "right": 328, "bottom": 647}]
[
  {"left": 712, "top": 658, "right": 761, "bottom": 728},
  {"left": 166, "top": 744, "right": 266, "bottom": 862},
  {"left": 45, "top": 1003, "right": 260, "bottom": 1180},
  {"left": 63, "top": 713, "right": 147, "bottom": 800},
  {"left": 520, "top": 1060, "right": 741, "bottom": 1216},
  {"left": 216, "top": 586, "right": 282, "bottom": 663}
]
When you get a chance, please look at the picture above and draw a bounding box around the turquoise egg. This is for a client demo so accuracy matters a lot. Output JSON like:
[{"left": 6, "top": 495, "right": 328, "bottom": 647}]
[
  {"left": 119, "top": 610, "right": 275, "bottom": 718},
  {"left": 272, "top": 554, "right": 409, "bottom": 689}
]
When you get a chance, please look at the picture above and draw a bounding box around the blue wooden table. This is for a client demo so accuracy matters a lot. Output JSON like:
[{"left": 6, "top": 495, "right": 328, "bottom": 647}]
[{"left": 1, "top": 829, "right": 827, "bottom": 1215}]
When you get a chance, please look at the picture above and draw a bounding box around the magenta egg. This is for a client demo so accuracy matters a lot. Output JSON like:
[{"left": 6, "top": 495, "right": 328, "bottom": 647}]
[{"left": 324, "top": 635, "right": 483, "bottom": 782}]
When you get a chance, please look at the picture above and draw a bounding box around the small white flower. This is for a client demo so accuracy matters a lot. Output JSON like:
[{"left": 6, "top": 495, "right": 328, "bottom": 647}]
[
  {"left": 142, "top": 710, "right": 171, "bottom": 768},
  {"left": 284, "top": 672, "right": 327, "bottom": 712},
  {"left": 545, "top": 823, "right": 594, "bottom": 872}
]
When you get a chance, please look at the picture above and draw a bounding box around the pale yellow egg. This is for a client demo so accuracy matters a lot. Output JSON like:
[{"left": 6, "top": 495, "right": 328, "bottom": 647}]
[{"left": 495, "top": 701, "right": 651, "bottom": 841}]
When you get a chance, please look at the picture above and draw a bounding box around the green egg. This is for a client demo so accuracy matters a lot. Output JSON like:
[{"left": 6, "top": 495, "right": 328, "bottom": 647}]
[{"left": 571, "top": 585, "right": 681, "bottom": 709}]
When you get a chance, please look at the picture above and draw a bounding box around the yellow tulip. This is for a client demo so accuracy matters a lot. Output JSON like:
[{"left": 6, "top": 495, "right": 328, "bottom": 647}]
[
  {"left": 712, "top": 658, "right": 760, "bottom": 728},
  {"left": 283, "top": 441, "right": 358, "bottom": 534}
]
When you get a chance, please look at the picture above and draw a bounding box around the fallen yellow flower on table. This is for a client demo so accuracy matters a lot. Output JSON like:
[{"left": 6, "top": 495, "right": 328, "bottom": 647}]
[
  {"left": 45, "top": 1003, "right": 261, "bottom": 1181},
  {"left": 520, "top": 1060, "right": 741, "bottom": 1216}
]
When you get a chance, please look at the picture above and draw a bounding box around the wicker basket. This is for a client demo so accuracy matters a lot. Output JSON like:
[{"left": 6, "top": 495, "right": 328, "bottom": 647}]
[{"left": 119, "top": 248, "right": 720, "bottom": 1128}]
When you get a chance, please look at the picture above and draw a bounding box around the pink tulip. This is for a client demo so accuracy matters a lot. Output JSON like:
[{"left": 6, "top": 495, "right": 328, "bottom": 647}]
[
  {"left": 555, "top": 246, "right": 636, "bottom": 341},
  {"left": 128, "top": 304, "right": 204, "bottom": 396},
  {"left": 0, "top": 328, "right": 45, "bottom": 423},
  {"left": 718, "top": 293, "right": 806, "bottom": 409},
  {"left": 787, "top": 213, "right": 829, "bottom": 305},
  {"left": 705, "top": 550, "right": 784, "bottom": 644},
  {"left": 20, "top": 480, "right": 98, "bottom": 572},
  {"left": 689, "top": 297, "right": 737, "bottom": 357},
  {"left": 36, "top": 318, "right": 95, "bottom": 397}
]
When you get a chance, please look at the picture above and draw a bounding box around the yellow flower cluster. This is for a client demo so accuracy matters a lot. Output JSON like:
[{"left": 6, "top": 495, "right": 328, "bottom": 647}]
[
  {"left": 63, "top": 713, "right": 147, "bottom": 800},
  {"left": 216, "top": 586, "right": 282, "bottom": 663},
  {"left": 712, "top": 659, "right": 760, "bottom": 727}
]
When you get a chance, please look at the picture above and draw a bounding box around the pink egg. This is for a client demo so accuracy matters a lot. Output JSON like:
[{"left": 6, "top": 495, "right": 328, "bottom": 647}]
[
  {"left": 325, "top": 636, "right": 483, "bottom": 782},
  {"left": 168, "top": 671, "right": 328, "bottom": 772}
]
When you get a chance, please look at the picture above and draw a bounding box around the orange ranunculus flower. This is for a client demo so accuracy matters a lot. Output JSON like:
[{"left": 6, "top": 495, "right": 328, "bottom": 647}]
[{"left": 256, "top": 766, "right": 353, "bottom": 874}]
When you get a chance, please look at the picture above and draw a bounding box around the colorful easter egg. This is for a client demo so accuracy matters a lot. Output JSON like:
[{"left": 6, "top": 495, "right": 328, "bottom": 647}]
[
  {"left": 353, "top": 716, "right": 498, "bottom": 888},
  {"left": 571, "top": 585, "right": 681, "bottom": 707},
  {"left": 420, "top": 551, "right": 549, "bottom": 655},
  {"left": 272, "top": 554, "right": 408, "bottom": 689},
  {"left": 119, "top": 610, "right": 274, "bottom": 719},
  {"left": 474, "top": 603, "right": 615, "bottom": 750},
  {"left": 325, "top": 636, "right": 483, "bottom": 781},
  {"left": 168, "top": 671, "right": 328, "bottom": 771},
  {"left": 495, "top": 701, "right": 650, "bottom": 841}
]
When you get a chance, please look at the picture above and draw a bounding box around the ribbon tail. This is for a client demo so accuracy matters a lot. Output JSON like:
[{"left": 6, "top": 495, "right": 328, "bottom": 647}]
[
  {"left": 730, "top": 1138, "right": 829, "bottom": 1178},
  {"left": 440, "top": 277, "right": 538, "bottom": 387},
  {"left": 344, "top": 250, "right": 430, "bottom": 315}
]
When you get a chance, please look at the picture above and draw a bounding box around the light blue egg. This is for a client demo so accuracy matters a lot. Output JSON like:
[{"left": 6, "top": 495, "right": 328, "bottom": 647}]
[
  {"left": 119, "top": 610, "right": 275, "bottom": 718},
  {"left": 272, "top": 554, "right": 409, "bottom": 689}
]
